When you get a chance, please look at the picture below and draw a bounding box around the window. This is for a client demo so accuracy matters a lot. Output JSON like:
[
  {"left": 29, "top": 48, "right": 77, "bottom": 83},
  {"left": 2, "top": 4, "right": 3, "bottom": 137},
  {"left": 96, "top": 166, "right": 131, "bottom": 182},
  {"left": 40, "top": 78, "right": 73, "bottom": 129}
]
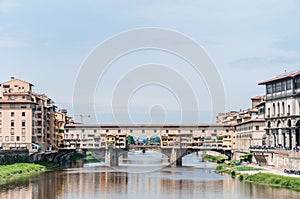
[
  {"left": 275, "top": 82, "right": 281, "bottom": 92},
  {"left": 106, "top": 129, "right": 109, "bottom": 133},
  {"left": 10, "top": 104, "right": 15, "bottom": 108},
  {"left": 281, "top": 81, "right": 286, "bottom": 91},
  {"left": 11, "top": 112, "right": 14, "bottom": 117},
  {"left": 178, "top": 130, "right": 181, "bottom": 133},
  {"left": 82, "top": 129, "right": 84, "bottom": 133},
  {"left": 22, "top": 128, "right": 26, "bottom": 135},
  {"left": 21, "top": 105, "right": 27, "bottom": 108},
  {"left": 22, "top": 96, "right": 26, "bottom": 99},
  {"left": 11, "top": 128, "right": 14, "bottom": 135},
  {"left": 272, "top": 103, "right": 276, "bottom": 116},
  {"left": 22, "top": 120, "right": 26, "bottom": 127},
  {"left": 277, "top": 103, "right": 280, "bottom": 116},
  {"left": 166, "top": 130, "right": 169, "bottom": 133},
  {"left": 118, "top": 129, "right": 121, "bottom": 133},
  {"left": 22, "top": 136, "right": 25, "bottom": 141},
  {"left": 255, "top": 126, "right": 259, "bottom": 130},
  {"left": 288, "top": 105, "right": 291, "bottom": 115},
  {"left": 282, "top": 102, "right": 285, "bottom": 116},
  {"left": 130, "top": 129, "right": 133, "bottom": 133},
  {"left": 287, "top": 80, "right": 292, "bottom": 90},
  {"left": 0, "top": 112, "right": 2, "bottom": 117},
  {"left": 10, "top": 136, "right": 14, "bottom": 141},
  {"left": 154, "top": 129, "right": 157, "bottom": 133},
  {"left": 22, "top": 112, "right": 25, "bottom": 117},
  {"left": 94, "top": 129, "right": 97, "bottom": 133},
  {"left": 16, "top": 136, "right": 20, "bottom": 141},
  {"left": 0, "top": 120, "right": 2, "bottom": 125},
  {"left": 0, "top": 136, "right": 2, "bottom": 141},
  {"left": 142, "top": 129, "right": 145, "bottom": 133},
  {"left": 0, "top": 128, "right": 1, "bottom": 133},
  {"left": 5, "top": 136, "right": 9, "bottom": 141},
  {"left": 266, "top": 84, "right": 272, "bottom": 94},
  {"left": 0, "top": 104, "right": 2, "bottom": 109},
  {"left": 11, "top": 120, "right": 14, "bottom": 127}
]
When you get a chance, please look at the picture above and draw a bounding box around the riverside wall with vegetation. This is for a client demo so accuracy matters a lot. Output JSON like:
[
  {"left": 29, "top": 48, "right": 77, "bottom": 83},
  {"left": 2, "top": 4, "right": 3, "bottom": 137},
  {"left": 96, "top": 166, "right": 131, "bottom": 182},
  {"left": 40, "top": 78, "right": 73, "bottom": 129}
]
[{"left": 203, "top": 154, "right": 300, "bottom": 191}]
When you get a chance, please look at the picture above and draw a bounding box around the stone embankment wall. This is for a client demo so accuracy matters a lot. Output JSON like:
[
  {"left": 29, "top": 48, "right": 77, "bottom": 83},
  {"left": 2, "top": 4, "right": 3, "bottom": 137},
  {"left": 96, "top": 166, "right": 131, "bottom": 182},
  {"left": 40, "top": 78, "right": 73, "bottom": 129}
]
[
  {"left": 0, "top": 149, "right": 79, "bottom": 165},
  {"left": 0, "top": 150, "right": 29, "bottom": 165},
  {"left": 273, "top": 150, "right": 300, "bottom": 170}
]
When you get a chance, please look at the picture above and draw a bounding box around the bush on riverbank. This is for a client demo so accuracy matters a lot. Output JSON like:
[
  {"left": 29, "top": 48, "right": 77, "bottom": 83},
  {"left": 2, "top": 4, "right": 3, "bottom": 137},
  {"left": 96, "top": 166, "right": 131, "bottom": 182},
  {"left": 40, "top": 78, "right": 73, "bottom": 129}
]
[
  {"left": 0, "top": 163, "right": 45, "bottom": 184},
  {"left": 202, "top": 154, "right": 227, "bottom": 163},
  {"left": 242, "top": 173, "right": 300, "bottom": 190}
]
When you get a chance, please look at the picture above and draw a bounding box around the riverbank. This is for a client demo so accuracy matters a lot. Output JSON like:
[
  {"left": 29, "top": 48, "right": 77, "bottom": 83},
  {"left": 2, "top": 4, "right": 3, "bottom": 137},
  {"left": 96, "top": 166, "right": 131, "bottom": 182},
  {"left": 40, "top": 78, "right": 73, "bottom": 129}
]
[
  {"left": 0, "top": 163, "right": 46, "bottom": 185},
  {"left": 210, "top": 156, "right": 300, "bottom": 190},
  {"left": 241, "top": 173, "right": 300, "bottom": 190}
]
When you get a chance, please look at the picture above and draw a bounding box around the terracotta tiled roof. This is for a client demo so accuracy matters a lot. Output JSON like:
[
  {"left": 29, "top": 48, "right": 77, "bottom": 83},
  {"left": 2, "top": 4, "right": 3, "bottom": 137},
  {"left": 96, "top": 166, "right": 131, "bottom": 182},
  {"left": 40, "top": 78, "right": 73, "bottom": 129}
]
[
  {"left": 258, "top": 71, "right": 300, "bottom": 85},
  {"left": 0, "top": 78, "right": 34, "bottom": 86}
]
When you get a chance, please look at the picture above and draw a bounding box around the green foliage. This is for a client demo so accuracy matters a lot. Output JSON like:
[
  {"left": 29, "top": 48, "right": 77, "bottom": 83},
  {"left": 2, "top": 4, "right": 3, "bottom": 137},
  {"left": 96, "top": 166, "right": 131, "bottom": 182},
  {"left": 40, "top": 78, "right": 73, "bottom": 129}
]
[
  {"left": 0, "top": 163, "right": 45, "bottom": 184},
  {"left": 231, "top": 170, "right": 236, "bottom": 177},
  {"left": 236, "top": 166, "right": 263, "bottom": 171},
  {"left": 128, "top": 135, "right": 136, "bottom": 145},
  {"left": 216, "top": 165, "right": 223, "bottom": 170},
  {"left": 244, "top": 173, "right": 300, "bottom": 190},
  {"left": 240, "top": 153, "right": 253, "bottom": 163},
  {"left": 238, "top": 174, "right": 244, "bottom": 181},
  {"left": 202, "top": 154, "right": 227, "bottom": 163}
]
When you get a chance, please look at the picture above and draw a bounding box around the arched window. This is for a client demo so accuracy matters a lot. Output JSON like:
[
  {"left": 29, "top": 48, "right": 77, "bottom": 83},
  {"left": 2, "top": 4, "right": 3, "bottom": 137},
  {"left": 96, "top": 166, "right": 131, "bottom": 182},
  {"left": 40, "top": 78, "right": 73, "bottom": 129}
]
[
  {"left": 282, "top": 102, "right": 285, "bottom": 116},
  {"left": 277, "top": 102, "right": 280, "bottom": 116},
  {"left": 287, "top": 105, "right": 291, "bottom": 115},
  {"left": 267, "top": 108, "right": 270, "bottom": 118},
  {"left": 273, "top": 103, "right": 276, "bottom": 116}
]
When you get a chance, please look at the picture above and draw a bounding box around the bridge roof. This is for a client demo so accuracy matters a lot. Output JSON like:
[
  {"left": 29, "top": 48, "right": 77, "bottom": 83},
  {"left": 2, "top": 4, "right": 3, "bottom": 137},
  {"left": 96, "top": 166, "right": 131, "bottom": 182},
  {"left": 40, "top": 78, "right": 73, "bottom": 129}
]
[{"left": 65, "top": 123, "right": 232, "bottom": 128}]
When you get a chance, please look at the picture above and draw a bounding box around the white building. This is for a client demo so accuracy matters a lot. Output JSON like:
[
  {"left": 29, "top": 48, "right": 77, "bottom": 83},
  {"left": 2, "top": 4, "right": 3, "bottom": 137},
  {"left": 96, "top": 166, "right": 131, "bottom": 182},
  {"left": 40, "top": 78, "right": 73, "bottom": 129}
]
[{"left": 259, "top": 71, "right": 300, "bottom": 149}]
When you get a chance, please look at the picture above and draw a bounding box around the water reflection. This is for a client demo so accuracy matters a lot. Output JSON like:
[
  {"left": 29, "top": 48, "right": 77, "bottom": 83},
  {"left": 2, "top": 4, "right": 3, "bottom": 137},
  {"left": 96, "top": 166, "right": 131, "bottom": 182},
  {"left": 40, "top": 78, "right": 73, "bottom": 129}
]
[{"left": 0, "top": 152, "right": 300, "bottom": 199}]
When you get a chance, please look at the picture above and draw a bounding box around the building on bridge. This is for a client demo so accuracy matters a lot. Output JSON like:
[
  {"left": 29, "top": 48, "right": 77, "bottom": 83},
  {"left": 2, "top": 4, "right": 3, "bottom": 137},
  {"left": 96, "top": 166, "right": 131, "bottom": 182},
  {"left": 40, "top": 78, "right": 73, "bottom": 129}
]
[
  {"left": 259, "top": 71, "right": 300, "bottom": 149},
  {"left": 64, "top": 123, "right": 235, "bottom": 152}
]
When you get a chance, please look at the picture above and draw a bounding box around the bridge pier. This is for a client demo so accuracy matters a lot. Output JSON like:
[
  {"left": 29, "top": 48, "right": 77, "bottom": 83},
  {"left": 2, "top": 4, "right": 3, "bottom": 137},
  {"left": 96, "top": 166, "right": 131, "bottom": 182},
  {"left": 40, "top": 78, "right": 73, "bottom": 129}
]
[
  {"left": 161, "top": 148, "right": 187, "bottom": 167},
  {"left": 105, "top": 148, "right": 127, "bottom": 167}
]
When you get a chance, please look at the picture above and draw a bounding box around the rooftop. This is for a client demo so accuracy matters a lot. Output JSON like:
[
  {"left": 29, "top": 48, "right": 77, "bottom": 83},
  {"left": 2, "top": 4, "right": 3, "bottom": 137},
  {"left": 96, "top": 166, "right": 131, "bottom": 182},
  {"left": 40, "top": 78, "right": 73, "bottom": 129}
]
[{"left": 258, "top": 70, "right": 300, "bottom": 85}]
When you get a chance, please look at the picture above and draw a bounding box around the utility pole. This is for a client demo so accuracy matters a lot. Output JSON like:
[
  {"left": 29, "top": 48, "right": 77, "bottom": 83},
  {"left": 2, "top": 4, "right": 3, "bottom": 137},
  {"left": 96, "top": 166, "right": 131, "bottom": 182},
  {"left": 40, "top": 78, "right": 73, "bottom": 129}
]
[{"left": 74, "top": 114, "right": 91, "bottom": 123}]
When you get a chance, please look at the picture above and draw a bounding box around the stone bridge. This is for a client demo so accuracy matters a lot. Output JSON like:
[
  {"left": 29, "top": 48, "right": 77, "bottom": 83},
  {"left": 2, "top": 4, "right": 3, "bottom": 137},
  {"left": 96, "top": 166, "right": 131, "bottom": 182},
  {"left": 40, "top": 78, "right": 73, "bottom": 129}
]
[{"left": 87, "top": 146, "right": 225, "bottom": 167}]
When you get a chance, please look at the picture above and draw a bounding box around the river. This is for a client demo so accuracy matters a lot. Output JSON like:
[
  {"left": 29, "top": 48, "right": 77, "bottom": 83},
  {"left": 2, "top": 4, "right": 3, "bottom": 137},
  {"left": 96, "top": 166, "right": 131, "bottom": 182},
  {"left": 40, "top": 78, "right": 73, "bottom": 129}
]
[{"left": 0, "top": 151, "right": 299, "bottom": 199}]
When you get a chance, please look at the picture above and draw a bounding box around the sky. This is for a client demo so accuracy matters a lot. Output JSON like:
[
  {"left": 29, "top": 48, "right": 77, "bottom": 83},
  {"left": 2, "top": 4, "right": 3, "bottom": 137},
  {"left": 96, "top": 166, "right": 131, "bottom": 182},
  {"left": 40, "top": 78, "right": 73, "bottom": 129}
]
[{"left": 1, "top": 0, "right": 300, "bottom": 124}]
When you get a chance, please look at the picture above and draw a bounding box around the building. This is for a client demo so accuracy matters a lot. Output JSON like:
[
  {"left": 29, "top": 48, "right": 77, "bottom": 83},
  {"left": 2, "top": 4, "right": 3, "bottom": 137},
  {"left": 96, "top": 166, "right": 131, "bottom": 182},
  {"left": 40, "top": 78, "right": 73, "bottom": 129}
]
[
  {"left": 0, "top": 77, "right": 58, "bottom": 151},
  {"left": 64, "top": 124, "right": 235, "bottom": 153},
  {"left": 217, "top": 96, "right": 265, "bottom": 155},
  {"left": 259, "top": 71, "right": 300, "bottom": 149}
]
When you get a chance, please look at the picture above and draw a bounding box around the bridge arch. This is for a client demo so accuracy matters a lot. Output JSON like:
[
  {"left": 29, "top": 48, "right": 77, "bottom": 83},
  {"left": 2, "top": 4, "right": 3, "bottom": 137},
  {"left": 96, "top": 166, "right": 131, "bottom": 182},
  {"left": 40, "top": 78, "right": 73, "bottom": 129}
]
[
  {"left": 150, "top": 135, "right": 161, "bottom": 145},
  {"left": 137, "top": 135, "right": 148, "bottom": 145}
]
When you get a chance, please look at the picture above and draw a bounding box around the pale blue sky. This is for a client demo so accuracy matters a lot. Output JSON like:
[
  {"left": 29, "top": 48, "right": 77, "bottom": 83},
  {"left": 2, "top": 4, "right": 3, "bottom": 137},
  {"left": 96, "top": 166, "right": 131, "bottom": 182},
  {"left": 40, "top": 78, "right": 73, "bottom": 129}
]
[{"left": 1, "top": 0, "right": 300, "bottom": 124}]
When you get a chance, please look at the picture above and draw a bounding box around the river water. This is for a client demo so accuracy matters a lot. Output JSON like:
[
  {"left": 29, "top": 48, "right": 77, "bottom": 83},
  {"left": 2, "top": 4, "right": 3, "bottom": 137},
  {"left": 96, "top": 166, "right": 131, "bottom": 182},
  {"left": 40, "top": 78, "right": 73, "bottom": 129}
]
[{"left": 0, "top": 151, "right": 299, "bottom": 199}]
